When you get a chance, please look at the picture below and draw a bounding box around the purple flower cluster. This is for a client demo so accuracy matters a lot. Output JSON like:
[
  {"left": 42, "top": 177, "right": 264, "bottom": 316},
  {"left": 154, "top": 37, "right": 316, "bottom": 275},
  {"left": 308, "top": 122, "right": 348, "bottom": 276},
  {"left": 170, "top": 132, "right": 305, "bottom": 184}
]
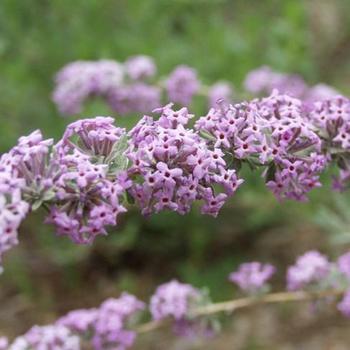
[
  {"left": 0, "top": 337, "right": 7, "bottom": 350},
  {"left": 228, "top": 251, "right": 350, "bottom": 320},
  {"left": 53, "top": 60, "right": 342, "bottom": 121},
  {"left": 46, "top": 117, "right": 129, "bottom": 244},
  {"left": 165, "top": 65, "right": 200, "bottom": 105},
  {"left": 89, "top": 294, "right": 144, "bottom": 350},
  {"left": 255, "top": 93, "right": 328, "bottom": 201},
  {"left": 53, "top": 60, "right": 124, "bottom": 115},
  {"left": 244, "top": 66, "right": 307, "bottom": 98},
  {"left": 150, "top": 280, "right": 215, "bottom": 338},
  {"left": 0, "top": 158, "right": 28, "bottom": 270},
  {"left": 107, "top": 83, "right": 161, "bottom": 115},
  {"left": 5, "top": 130, "right": 59, "bottom": 207},
  {"left": 305, "top": 84, "right": 341, "bottom": 104},
  {"left": 7, "top": 293, "right": 144, "bottom": 350},
  {"left": 196, "top": 92, "right": 326, "bottom": 201},
  {"left": 124, "top": 55, "right": 157, "bottom": 80},
  {"left": 286, "top": 251, "right": 331, "bottom": 291},
  {"left": 127, "top": 103, "right": 243, "bottom": 217},
  {"left": 335, "top": 252, "right": 350, "bottom": 317},
  {"left": 208, "top": 82, "right": 233, "bottom": 108},
  {"left": 6, "top": 251, "right": 350, "bottom": 348},
  {"left": 57, "top": 308, "right": 98, "bottom": 334},
  {"left": 309, "top": 96, "right": 350, "bottom": 190},
  {"left": 9, "top": 325, "right": 80, "bottom": 350},
  {"left": 337, "top": 252, "right": 350, "bottom": 279},
  {"left": 229, "top": 262, "right": 275, "bottom": 293},
  {"left": 4, "top": 90, "right": 350, "bottom": 271},
  {"left": 52, "top": 55, "right": 162, "bottom": 117},
  {"left": 150, "top": 280, "right": 200, "bottom": 321},
  {"left": 0, "top": 129, "right": 56, "bottom": 269},
  {"left": 0, "top": 119, "right": 132, "bottom": 264},
  {"left": 244, "top": 66, "right": 339, "bottom": 102},
  {"left": 53, "top": 57, "right": 235, "bottom": 117},
  {"left": 338, "top": 289, "right": 350, "bottom": 317}
]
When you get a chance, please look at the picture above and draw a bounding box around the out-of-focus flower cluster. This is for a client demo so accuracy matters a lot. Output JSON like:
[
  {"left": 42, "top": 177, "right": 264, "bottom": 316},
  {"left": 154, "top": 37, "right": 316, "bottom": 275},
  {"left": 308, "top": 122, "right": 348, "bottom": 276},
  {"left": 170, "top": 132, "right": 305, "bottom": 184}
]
[
  {"left": 8, "top": 325, "right": 80, "bottom": 350},
  {"left": 53, "top": 60, "right": 342, "bottom": 120},
  {"left": 52, "top": 56, "right": 161, "bottom": 116},
  {"left": 53, "top": 60, "right": 125, "bottom": 115},
  {"left": 229, "top": 262, "right": 275, "bottom": 294},
  {"left": 285, "top": 250, "right": 350, "bottom": 319},
  {"left": 286, "top": 250, "right": 331, "bottom": 291},
  {"left": 150, "top": 280, "right": 199, "bottom": 321},
  {"left": 53, "top": 56, "right": 234, "bottom": 116},
  {"left": 4, "top": 251, "right": 350, "bottom": 349},
  {"left": 229, "top": 251, "right": 350, "bottom": 319},
  {"left": 165, "top": 65, "right": 200, "bottom": 105},
  {"left": 244, "top": 66, "right": 339, "bottom": 103},
  {"left": 309, "top": 96, "right": 350, "bottom": 190},
  {"left": 6, "top": 293, "right": 144, "bottom": 350},
  {"left": 4, "top": 283, "right": 208, "bottom": 349}
]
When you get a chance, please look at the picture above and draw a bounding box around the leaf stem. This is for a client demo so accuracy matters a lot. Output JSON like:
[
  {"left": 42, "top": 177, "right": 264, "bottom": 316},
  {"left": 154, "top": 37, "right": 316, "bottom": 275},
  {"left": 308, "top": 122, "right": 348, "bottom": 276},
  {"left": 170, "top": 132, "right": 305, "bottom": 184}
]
[{"left": 135, "top": 289, "right": 344, "bottom": 334}]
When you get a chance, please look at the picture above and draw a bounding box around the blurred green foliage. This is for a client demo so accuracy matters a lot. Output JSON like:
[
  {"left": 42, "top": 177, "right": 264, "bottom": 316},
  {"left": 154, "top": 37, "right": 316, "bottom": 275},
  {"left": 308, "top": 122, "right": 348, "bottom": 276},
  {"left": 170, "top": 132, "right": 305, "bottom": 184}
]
[
  {"left": 0, "top": 0, "right": 317, "bottom": 150},
  {"left": 1, "top": 0, "right": 350, "bottom": 329}
]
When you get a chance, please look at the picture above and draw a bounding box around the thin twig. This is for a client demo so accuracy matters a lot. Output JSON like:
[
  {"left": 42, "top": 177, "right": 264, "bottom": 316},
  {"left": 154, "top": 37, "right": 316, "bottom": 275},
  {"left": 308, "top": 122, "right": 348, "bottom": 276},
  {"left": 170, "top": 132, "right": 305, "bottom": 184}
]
[{"left": 135, "top": 289, "right": 344, "bottom": 334}]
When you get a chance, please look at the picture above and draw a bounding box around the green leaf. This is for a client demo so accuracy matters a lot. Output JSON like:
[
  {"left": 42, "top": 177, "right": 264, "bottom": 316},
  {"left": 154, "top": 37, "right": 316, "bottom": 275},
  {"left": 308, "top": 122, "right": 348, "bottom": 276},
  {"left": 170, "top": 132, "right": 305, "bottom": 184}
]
[
  {"left": 265, "top": 163, "right": 276, "bottom": 182},
  {"left": 31, "top": 199, "right": 43, "bottom": 211},
  {"left": 42, "top": 190, "right": 56, "bottom": 202},
  {"left": 126, "top": 191, "right": 135, "bottom": 205},
  {"left": 112, "top": 134, "right": 129, "bottom": 155}
]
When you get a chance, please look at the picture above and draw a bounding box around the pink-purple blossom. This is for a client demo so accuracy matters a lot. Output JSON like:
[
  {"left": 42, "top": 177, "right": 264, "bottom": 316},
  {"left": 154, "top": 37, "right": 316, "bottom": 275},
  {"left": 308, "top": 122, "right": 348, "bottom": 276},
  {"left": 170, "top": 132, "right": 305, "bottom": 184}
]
[
  {"left": 3, "top": 90, "right": 350, "bottom": 272},
  {"left": 196, "top": 92, "right": 326, "bottom": 201},
  {"left": 244, "top": 66, "right": 306, "bottom": 98},
  {"left": 57, "top": 309, "right": 98, "bottom": 334},
  {"left": 166, "top": 65, "right": 200, "bottom": 106},
  {"left": 92, "top": 293, "right": 145, "bottom": 350},
  {"left": 229, "top": 262, "right": 276, "bottom": 293},
  {"left": 243, "top": 66, "right": 338, "bottom": 103},
  {"left": 286, "top": 251, "right": 331, "bottom": 291},
  {"left": 107, "top": 83, "right": 161, "bottom": 115},
  {"left": 337, "top": 252, "right": 350, "bottom": 280},
  {"left": 53, "top": 60, "right": 124, "bottom": 115},
  {"left": 150, "top": 280, "right": 199, "bottom": 321},
  {"left": 46, "top": 117, "right": 129, "bottom": 244},
  {"left": 208, "top": 82, "right": 233, "bottom": 108},
  {"left": 127, "top": 103, "right": 243, "bottom": 217},
  {"left": 0, "top": 337, "right": 8, "bottom": 350},
  {"left": 9, "top": 293, "right": 144, "bottom": 350},
  {"left": 9, "top": 325, "right": 80, "bottom": 350},
  {"left": 338, "top": 289, "right": 350, "bottom": 318},
  {"left": 125, "top": 55, "right": 157, "bottom": 80}
]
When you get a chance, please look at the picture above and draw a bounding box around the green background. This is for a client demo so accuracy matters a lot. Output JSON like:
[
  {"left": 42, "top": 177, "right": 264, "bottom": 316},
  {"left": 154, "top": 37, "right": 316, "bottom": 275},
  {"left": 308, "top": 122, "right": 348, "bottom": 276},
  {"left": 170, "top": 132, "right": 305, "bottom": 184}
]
[{"left": 1, "top": 1, "right": 350, "bottom": 348}]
